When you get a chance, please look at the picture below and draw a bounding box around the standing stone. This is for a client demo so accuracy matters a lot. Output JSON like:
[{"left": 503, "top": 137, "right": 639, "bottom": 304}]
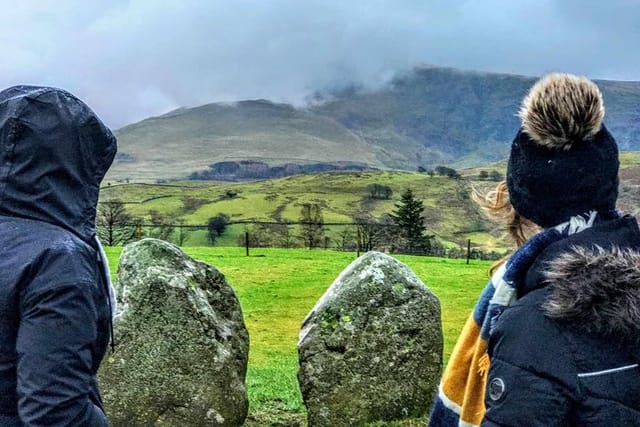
[
  {"left": 298, "top": 251, "right": 442, "bottom": 427},
  {"left": 99, "top": 238, "right": 249, "bottom": 427}
]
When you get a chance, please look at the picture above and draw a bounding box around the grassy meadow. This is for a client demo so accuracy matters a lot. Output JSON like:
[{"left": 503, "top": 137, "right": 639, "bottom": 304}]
[
  {"left": 101, "top": 170, "right": 512, "bottom": 253},
  {"left": 98, "top": 159, "right": 640, "bottom": 423},
  {"left": 100, "top": 161, "right": 640, "bottom": 256},
  {"left": 104, "top": 246, "right": 491, "bottom": 426}
]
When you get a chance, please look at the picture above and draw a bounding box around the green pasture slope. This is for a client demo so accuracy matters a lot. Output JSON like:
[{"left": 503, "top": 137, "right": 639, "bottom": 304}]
[
  {"left": 104, "top": 246, "right": 491, "bottom": 426},
  {"left": 101, "top": 170, "right": 510, "bottom": 253},
  {"left": 103, "top": 155, "right": 640, "bottom": 253}
]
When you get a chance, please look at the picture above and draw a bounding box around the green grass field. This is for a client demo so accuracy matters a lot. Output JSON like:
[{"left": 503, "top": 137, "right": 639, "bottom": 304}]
[
  {"left": 104, "top": 246, "right": 490, "bottom": 426},
  {"left": 100, "top": 170, "right": 513, "bottom": 253},
  {"left": 100, "top": 164, "right": 640, "bottom": 255}
]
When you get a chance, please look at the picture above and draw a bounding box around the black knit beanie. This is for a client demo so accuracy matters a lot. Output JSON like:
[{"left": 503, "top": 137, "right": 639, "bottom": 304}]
[{"left": 507, "top": 73, "right": 619, "bottom": 228}]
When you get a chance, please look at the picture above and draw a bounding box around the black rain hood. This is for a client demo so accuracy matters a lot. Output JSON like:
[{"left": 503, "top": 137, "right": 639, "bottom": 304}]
[{"left": 0, "top": 86, "right": 117, "bottom": 241}]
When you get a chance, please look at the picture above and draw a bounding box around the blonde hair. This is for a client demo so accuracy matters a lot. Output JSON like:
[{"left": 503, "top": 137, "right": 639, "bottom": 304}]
[{"left": 472, "top": 181, "right": 540, "bottom": 275}]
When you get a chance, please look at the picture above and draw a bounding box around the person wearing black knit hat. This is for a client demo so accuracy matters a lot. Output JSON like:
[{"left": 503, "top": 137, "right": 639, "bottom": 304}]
[
  {"left": 507, "top": 73, "right": 620, "bottom": 228},
  {"left": 481, "top": 74, "right": 640, "bottom": 426},
  {"left": 428, "top": 73, "right": 640, "bottom": 427}
]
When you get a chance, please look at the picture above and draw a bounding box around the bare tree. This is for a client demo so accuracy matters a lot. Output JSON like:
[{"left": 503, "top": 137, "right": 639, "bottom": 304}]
[
  {"left": 337, "top": 226, "right": 356, "bottom": 251},
  {"left": 146, "top": 210, "right": 176, "bottom": 242},
  {"left": 96, "top": 199, "right": 137, "bottom": 246},
  {"left": 242, "top": 222, "right": 296, "bottom": 248},
  {"left": 176, "top": 219, "right": 192, "bottom": 246},
  {"left": 275, "top": 222, "right": 296, "bottom": 248},
  {"left": 352, "top": 212, "right": 396, "bottom": 252},
  {"left": 299, "top": 203, "right": 324, "bottom": 249}
]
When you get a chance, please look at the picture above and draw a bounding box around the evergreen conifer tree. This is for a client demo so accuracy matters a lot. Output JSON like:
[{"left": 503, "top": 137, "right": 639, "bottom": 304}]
[{"left": 390, "top": 188, "right": 430, "bottom": 254}]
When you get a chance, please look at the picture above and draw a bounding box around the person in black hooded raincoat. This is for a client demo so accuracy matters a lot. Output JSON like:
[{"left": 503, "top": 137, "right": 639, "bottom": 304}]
[{"left": 0, "top": 86, "right": 116, "bottom": 426}]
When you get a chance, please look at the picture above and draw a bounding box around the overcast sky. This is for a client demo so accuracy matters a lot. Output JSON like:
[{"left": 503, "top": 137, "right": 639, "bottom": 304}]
[{"left": 1, "top": 0, "right": 638, "bottom": 128}]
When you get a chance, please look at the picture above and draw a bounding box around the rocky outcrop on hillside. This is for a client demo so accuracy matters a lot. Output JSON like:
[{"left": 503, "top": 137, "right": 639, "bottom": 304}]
[
  {"left": 298, "top": 251, "right": 442, "bottom": 426},
  {"left": 99, "top": 238, "right": 249, "bottom": 427}
]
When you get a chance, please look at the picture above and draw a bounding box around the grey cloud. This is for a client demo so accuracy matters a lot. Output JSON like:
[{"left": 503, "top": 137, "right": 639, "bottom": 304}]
[{"left": 1, "top": 0, "right": 638, "bottom": 128}]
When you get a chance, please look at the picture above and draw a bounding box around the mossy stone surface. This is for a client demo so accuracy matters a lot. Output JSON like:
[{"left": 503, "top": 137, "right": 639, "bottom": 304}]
[
  {"left": 99, "top": 238, "right": 249, "bottom": 426},
  {"left": 298, "top": 251, "right": 442, "bottom": 427}
]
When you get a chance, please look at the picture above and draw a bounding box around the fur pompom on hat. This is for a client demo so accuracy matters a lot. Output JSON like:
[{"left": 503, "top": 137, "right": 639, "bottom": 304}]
[
  {"left": 507, "top": 73, "right": 619, "bottom": 228},
  {"left": 519, "top": 73, "right": 605, "bottom": 150}
]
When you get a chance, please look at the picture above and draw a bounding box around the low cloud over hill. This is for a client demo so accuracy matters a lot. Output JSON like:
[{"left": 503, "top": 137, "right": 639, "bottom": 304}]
[{"left": 107, "top": 66, "right": 640, "bottom": 182}]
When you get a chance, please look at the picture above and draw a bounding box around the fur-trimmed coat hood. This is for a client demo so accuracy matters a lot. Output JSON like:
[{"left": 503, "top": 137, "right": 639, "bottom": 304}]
[
  {"left": 543, "top": 245, "right": 640, "bottom": 342},
  {"left": 522, "top": 215, "right": 640, "bottom": 343}
]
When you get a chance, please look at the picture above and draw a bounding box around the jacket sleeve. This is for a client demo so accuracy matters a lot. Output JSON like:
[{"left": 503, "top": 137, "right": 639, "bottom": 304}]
[
  {"left": 16, "top": 281, "right": 108, "bottom": 426},
  {"left": 481, "top": 295, "right": 578, "bottom": 427}
]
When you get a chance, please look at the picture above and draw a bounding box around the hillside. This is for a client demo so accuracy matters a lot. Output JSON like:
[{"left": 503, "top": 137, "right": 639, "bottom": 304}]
[
  {"left": 99, "top": 161, "right": 640, "bottom": 252},
  {"left": 315, "top": 68, "right": 640, "bottom": 168},
  {"left": 100, "top": 171, "right": 500, "bottom": 252},
  {"left": 106, "top": 67, "right": 640, "bottom": 182},
  {"left": 108, "top": 100, "right": 384, "bottom": 181}
]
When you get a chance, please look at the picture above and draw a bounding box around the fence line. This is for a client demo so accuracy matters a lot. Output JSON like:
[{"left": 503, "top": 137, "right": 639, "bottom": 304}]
[{"left": 97, "top": 220, "right": 506, "bottom": 261}]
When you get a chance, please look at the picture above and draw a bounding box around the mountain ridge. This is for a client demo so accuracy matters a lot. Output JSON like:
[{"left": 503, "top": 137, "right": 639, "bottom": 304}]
[{"left": 106, "top": 66, "right": 640, "bottom": 182}]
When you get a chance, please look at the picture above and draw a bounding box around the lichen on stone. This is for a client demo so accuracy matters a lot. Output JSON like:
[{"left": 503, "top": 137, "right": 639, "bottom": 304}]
[
  {"left": 99, "top": 238, "right": 249, "bottom": 427},
  {"left": 298, "top": 251, "right": 442, "bottom": 426}
]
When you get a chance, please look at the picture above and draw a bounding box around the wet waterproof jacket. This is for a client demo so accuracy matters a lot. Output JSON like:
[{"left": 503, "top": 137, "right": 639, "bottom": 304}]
[
  {"left": 483, "top": 216, "right": 640, "bottom": 426},
  {"left": 0, "top": 86, "right": 116, "bottom": 426}
]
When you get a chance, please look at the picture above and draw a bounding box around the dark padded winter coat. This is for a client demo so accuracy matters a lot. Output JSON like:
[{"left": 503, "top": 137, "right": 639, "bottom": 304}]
[
  {"left": 0, "top": 86, "right": 116, "bottom": 426},
  {"left": 483, "top": 216, "right": 640, "bottom": 426}
]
